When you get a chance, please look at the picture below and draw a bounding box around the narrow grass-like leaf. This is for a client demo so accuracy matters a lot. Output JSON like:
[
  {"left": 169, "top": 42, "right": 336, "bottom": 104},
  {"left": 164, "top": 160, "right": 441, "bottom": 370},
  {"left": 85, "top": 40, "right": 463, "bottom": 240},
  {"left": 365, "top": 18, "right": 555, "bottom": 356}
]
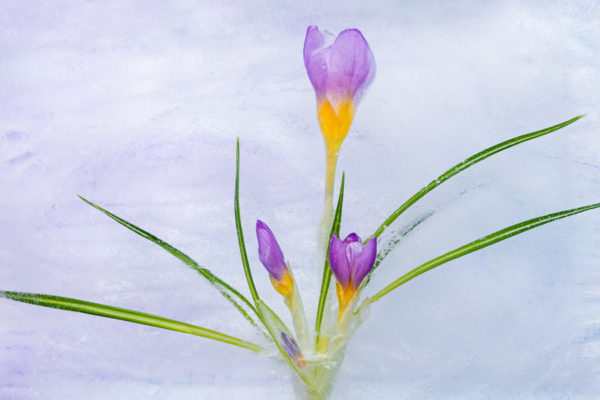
[
  {"left": 78, "top": 196, "right": 261, "bottom": 331},
  {"left": 235, "top": 138, "right": 260, "bottom": 305},
  {"left": 370, "top": 115, "right": 585, "bottom": 240},
  {"left": 314, "top": 173, "right": 345, "bottom": 345},
  {"left": 0, "top": 291, "right": 262, "bottom": 352},
  {"left": 370, "top": 202, "right": 600, "bottom": 303}
]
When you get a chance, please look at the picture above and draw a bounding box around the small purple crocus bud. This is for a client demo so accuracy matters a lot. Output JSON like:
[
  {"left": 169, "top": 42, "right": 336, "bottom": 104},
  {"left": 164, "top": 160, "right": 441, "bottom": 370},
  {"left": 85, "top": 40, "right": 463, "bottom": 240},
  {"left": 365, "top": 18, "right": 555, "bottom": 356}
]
[
  {"left": 329, "top": 233, "right": 376, "bottom": 313},
  {"left": 256, "top": 220, "right": 294, "bottom": 297},
  {"left": 281, "top": 332, "right": 305, "bottom": 368}
]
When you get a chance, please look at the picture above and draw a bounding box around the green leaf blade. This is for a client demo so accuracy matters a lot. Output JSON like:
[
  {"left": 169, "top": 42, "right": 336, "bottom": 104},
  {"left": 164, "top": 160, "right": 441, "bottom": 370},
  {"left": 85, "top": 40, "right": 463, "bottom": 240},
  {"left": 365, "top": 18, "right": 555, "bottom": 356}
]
[
  {"left": 370, "top": 115, "right": 585, "bottom": 240},
  {"left": 77, "top": 195, "right": 261, "bottom": 330},
  {"left": 1, "top": 291, "right": 263, "bottom": 352},
  {"left": 235, "top": 138, "right": 260, "bottom": 306},
  {"left": 370, "top": 202, "right": 600, "bottom": 303}
]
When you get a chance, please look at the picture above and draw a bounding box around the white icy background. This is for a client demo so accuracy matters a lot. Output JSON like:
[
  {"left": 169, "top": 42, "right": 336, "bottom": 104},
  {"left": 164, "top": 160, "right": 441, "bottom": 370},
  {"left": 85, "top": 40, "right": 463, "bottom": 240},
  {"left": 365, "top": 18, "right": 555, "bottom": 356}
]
[{"left": 1, "top": 1, "right": 599, "bottom": 399}]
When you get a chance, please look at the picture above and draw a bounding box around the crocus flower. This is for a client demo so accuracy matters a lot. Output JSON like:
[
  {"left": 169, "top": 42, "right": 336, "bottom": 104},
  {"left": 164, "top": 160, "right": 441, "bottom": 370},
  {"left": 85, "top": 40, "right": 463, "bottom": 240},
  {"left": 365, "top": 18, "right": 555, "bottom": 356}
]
[
  {"left": 281, "top": 332, "right": 306, "bottom": 368},
  {"left": 256, "top": 220, "right": 294, "bottom": 298},
  {"left": 303, "top": 26, "right": 376, "bottom": 198},
  {"left": 329, "top": 233, "right": 377, "bottom": 314}
]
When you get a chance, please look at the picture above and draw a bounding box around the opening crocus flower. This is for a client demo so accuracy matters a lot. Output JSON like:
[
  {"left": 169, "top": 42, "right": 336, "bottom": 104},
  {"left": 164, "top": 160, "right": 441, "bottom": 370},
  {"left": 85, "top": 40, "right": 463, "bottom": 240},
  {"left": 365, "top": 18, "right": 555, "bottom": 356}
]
[
  {"left": 303, "top": 26, "right": 376, "bottom": 199},
  {"left": 256, "top": 220, "right": 294, "bottom": 298},
  {"left": 329, "top": 233, "right": 377, "bottom": 314}
]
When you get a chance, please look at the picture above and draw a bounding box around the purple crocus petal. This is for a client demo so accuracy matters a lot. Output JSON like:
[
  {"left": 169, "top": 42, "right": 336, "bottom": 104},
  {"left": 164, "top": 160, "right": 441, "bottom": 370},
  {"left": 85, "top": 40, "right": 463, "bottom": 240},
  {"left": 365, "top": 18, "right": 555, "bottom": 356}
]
[
  {"left": 342, "top": 232, "right": 361, "bottom": 245},
  {"left": 345, "top": 240, "right": 363, "bottom": 269},
  {"left": 303, "top": 26, "right": 328, "bottom": 98},
  {"left": 327, "top": 29, "right": 376, "bottom": 104},
  {"left": 343, "top": 233, "right": 363, "bottom": 274},
  {"left": 350, "top": 237, "right": 377, "bottom": 289},
  {"left": 304, "top": 26, "right": 376, "bottom": 109},
  {"left": 329, "top": 233, "right": 350, "bottom": 287},
  {"left": 256, "top": 220, "right": 287, "bottom": 281}
]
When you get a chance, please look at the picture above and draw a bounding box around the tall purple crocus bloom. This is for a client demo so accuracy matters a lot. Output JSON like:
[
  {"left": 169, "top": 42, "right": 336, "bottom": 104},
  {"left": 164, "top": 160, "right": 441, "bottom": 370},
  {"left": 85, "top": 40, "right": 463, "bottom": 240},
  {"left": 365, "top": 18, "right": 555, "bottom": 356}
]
[
  {"left": 256, "top": 220, "right": 294, "bottom": 298},
  {"left": 329, "top": 233, "right": 377, "bottom": 313},
  {"left": 304, "top": 26, "right": 376, "bottom": 199}
]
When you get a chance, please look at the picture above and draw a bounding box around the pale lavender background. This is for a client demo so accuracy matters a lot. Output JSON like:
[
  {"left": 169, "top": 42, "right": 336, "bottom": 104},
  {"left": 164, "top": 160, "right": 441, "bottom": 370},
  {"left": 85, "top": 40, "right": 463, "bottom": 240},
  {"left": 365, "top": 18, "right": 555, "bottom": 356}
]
[{"left": 1, "top": 1, "right": 599, "bottom": 399}]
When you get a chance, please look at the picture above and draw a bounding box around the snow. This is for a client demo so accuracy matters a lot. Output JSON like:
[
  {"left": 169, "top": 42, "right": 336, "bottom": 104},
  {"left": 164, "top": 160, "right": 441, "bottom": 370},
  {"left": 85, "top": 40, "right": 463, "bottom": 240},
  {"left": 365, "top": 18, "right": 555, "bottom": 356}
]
[{"left": 1, "top": 1, "right": 599, "bottom": 398}]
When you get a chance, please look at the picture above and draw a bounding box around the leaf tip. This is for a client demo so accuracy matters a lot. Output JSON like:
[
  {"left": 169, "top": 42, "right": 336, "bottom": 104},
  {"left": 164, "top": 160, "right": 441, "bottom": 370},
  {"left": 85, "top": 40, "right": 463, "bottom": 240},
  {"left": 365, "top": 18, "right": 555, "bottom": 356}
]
[{"left": 77, "top": 195, "right": 95, "bottom": 207}]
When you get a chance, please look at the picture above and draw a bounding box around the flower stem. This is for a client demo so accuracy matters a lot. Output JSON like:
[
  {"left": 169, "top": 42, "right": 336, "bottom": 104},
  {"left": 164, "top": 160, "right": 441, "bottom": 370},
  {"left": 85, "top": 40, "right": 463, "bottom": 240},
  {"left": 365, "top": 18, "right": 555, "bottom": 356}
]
[
  {"left": 324, "top": 148, "right": 338, "bottom": 202},
  {"left": 317, "top": 148, "right": 338, "bottom": 265}
]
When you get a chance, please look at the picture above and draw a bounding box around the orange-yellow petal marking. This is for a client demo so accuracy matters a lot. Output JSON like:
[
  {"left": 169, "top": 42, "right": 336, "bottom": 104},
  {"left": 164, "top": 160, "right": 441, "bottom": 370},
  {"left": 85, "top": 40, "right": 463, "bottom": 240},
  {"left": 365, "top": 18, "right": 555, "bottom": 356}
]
[
  {"left": 270, "top": 270, "right": 294, "bottom": 299},
  {"left": 318, "top": 97, "right": 355, "bottom": 156},
  {"left": 318, "top": 97, "right": 355, "bottom": 199},
  {"left": 336, "top": 280, "right": 357, "bottom": 317}
]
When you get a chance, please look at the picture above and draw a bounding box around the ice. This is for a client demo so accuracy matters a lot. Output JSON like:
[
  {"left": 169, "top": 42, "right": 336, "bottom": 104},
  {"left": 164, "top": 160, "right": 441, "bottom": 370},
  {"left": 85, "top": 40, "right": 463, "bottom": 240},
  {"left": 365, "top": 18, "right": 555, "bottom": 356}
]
[{"left": 1, "top": 1, "right": 599, "bottom": 399}]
